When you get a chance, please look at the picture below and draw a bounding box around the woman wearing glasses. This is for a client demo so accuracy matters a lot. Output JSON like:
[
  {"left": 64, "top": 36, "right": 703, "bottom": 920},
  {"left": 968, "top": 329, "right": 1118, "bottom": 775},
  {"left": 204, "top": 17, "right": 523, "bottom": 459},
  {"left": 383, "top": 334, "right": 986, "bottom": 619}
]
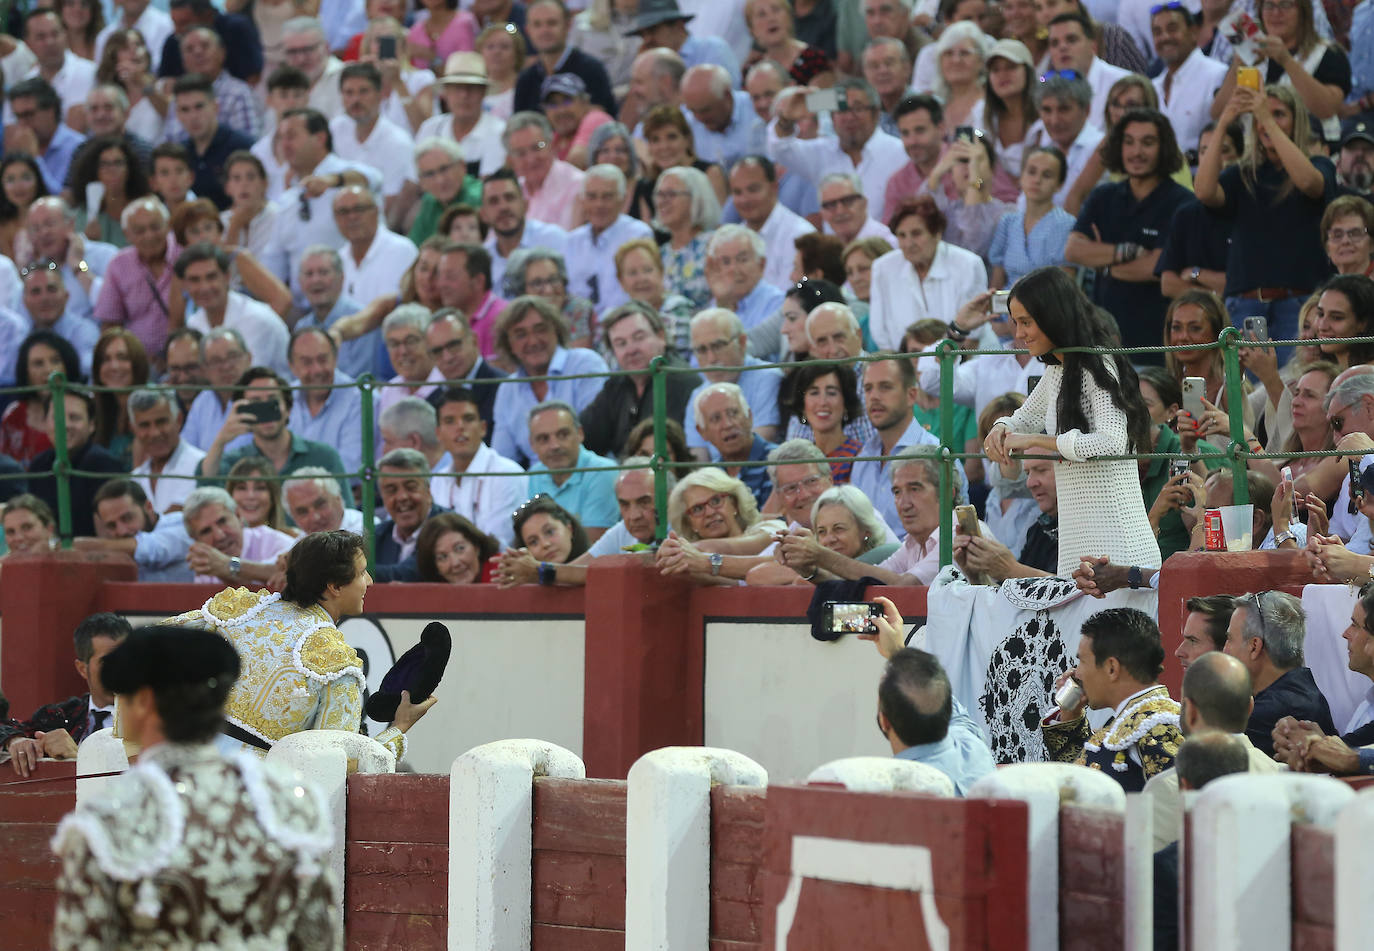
[
  {"left": 1322, "top": 195, "right": 1374, "bottom": 278},
  {"left": 982, "top": 266, "right": 1161, "bottom": 577},
  {"left": 503, "top": 248, "right": 597, "bottom": 351},
  {"left": 653, "top": 165, "right": 721, "bottom": 311},
  {"left": 655, "top": 467, "right": 787, "bottom": 584},
  {"left": 1209, "top": 0, "right": 1350, "bottom": 142}
]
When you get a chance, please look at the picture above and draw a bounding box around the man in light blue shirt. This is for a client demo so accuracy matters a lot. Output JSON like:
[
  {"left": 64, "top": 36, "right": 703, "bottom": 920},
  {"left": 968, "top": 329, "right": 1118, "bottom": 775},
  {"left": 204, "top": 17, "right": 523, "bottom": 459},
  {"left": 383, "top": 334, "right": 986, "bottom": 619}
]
[
  {"left": 288, "top": 326, "right": 364, "bottom": 478},
  {"left": 525, "top": 400, "right": 621, "bottom": 539},
  {"left": 685, "top": 308, "right": 782, "bottom": 457},
  {"left": 481, "top": 169, "right": 569, "bottom": 295},
  {"left": 624, "top": 1, "right": 742, "bottom": 86},
  {"left": 563, "top": 165, "right": 653, "bottom": 315},
  {"left": 293, "top": 245, "right": 376, "bottom": 379},
  {"left": 18, "top": 263, "right": 101, "bottom": 377},
  {"left": 880, "top": 647, "right": 997, "bottom": 796},
  {"left": 490, "top": 298, "right": 610, "bottom": 467},
  {"left": 704, "top": 224, "right": 785, "bottom": 332},
  {"left": 180, "top": 327, "right": 254, "bottom": 453},
  {"left": 78, "top": 480, "right": 194, "bottom": 583},
  {"left": 680, "top": 64, "right": 764, "bottom": 171},
  {"left": 849, "top": 356, "right": 938, "bottom": 538}
]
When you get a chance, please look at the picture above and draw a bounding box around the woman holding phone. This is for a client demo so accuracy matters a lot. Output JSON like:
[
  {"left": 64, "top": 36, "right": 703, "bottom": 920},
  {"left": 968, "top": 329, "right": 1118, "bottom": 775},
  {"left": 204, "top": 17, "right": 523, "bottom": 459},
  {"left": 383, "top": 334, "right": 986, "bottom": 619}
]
[{"left": 982, "top": 267, "right": 1161, "bottom": 576}]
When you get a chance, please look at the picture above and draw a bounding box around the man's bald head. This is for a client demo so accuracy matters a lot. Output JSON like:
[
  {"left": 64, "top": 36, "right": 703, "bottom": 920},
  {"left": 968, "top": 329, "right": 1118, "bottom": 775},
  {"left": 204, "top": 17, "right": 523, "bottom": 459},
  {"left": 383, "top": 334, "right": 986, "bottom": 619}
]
[{"left": 1181, "top": 651, "right": 1253, "bottom": 735}]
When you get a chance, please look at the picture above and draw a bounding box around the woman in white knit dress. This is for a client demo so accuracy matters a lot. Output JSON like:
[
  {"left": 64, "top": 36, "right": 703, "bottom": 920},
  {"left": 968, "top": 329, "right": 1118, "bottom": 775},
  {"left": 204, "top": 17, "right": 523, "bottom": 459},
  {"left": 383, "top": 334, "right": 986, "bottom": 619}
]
[{"left": 982, "top": 267, "right": 1162, "bottom": 576}]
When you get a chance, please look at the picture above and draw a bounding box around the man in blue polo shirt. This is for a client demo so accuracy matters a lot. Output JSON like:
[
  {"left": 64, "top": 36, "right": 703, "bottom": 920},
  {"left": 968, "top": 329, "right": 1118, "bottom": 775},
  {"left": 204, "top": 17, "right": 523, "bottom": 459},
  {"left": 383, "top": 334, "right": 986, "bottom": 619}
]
[
  {"left": 693, "top": 381, "right": 777, "bottom": 509},
  {"left": 1066, "top": 108, "right": 1191, "bottom": 362},
  {"left": 685, "top": 307, "right": 782, "bottom": 460},
  {"left": 525, "top": 400, "right": 619, "bottom": 542},
  {"left": 849, "top": 356, "right": 938, "bottom": 538}
]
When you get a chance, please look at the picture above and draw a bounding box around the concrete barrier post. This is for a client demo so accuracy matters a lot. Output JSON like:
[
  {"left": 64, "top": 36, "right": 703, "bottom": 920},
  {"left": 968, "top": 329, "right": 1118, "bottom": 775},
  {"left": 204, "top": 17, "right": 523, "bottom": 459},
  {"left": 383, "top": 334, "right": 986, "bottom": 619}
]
[
  {"left": 806, "top": 756, "right": 955, "bottom": 796},
  {"left": 968, "top": 762, "right": 1126, "bottom": 951},
  {"left": 1336, "top": 786, "right": 1374, "bottom": 951},
  {"left": 624, "top": 746, "right": 767, "bottom": 950},
  {"left": 448, "top": 739, "right": 586, "bottom": 951},
  {"left": 1190, "top": 773, "right": 1353, "bottom": 951}
]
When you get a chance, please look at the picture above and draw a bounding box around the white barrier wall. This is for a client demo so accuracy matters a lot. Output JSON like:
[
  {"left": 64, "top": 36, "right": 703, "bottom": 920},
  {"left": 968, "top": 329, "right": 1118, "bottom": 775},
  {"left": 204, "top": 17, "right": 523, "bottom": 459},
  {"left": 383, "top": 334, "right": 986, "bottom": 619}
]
[{"left": 703, "top": 620, "right": 889, "bottom": 783}]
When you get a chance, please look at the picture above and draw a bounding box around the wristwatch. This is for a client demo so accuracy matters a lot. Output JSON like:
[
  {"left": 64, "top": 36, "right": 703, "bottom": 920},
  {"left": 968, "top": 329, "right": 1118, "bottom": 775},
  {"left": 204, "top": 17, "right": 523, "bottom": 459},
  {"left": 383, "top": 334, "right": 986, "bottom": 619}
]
[
  {"left": 709, "top": 553, "right": 724, "bottom": 576},
  {"left": 1189, "top": 267, "right": 1201, "bottom": 283},
  {"left": 228, "top": 556, "right": 242, "bottom": 578},
  {"left": 1274, "top": 530, "right": 1297, "bottom": 546},
  {"left": 1127, "top": 565, "right": 1144, "bottom": 589},
  {"left": 537, "top": 561, "right": 556, "bottom": 585}
]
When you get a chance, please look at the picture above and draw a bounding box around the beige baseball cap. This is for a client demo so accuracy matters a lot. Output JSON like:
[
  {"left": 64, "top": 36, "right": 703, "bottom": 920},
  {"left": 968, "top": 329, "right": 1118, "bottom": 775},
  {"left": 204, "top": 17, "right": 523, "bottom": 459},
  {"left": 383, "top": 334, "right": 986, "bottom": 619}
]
[{"left": 985, "top": 38, "right": 1034, "bottom": 68}]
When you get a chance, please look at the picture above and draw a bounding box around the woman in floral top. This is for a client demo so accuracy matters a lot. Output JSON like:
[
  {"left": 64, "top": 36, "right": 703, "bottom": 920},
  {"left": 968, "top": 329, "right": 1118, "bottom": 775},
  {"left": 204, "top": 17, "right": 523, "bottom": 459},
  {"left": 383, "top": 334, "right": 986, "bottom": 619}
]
[{"left": 654, "top": 165, "right": 720, "bottom": 311}]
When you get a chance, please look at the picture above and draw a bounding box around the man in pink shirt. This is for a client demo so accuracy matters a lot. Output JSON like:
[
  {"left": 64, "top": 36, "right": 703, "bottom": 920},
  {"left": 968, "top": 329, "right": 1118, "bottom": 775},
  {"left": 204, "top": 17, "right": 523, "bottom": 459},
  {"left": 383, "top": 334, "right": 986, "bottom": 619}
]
[
  {"left": 505, "top": 110, "right": 585, "bottom": 230},
  {"left": 182, "top": 486, "right": 295, "bottom": 585},
  {"left": 882, "top": 94, "right": 947, "bottom": 224},
  {"left": 436, "top": 241, "right": 506, "bottom": 358},
  {"left": 541, "top": 73, "right": 611, "bottom": 167}
]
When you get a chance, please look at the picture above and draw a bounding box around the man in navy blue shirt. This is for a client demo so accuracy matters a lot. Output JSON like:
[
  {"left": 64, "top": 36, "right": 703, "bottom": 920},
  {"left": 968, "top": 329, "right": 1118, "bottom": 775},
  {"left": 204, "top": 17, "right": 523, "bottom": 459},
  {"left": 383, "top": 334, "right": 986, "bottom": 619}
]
[
  {"left": 159, "top": 0, "right": 264, "bottom": 83},
  {"left": 512, "top": 0, "right": 615, "bottom": 115},
  {"left": 1066, "top": 108, "right": 1192, "bottom": 361},
  {"left": 174, "top": 74, "right": 254, "bottom": 210}
]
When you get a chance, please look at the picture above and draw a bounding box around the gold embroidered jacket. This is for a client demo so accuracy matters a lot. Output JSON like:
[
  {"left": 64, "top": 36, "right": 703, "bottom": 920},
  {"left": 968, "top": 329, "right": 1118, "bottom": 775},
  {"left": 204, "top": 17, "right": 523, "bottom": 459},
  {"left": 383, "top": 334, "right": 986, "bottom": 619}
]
[{"left": 1042, "top": 684, "right": 1182, "bottom": 792}]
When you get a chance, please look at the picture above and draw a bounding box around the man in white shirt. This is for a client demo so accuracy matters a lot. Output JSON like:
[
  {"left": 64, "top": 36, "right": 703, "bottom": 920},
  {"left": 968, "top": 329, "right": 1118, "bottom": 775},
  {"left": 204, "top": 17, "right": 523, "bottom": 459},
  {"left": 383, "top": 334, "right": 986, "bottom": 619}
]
[
  {"left": 729, "top": 156, "right": 814, "bottom": 291},
  {"left": 431, "top": 386, "right": 527, "bottom": 547},
  {"left": 282, "top": 17, "right": 344, "bottom": 121},
  {"left": 767, "top": 79, "right": 909, "bottom": 206},
  {"left": 282, "top": 467, "right": 367, "bottom": 534},
  {"left": 252, "top": 67, "right": 312, "bottom": 200},
  {"left": 263, "top": 107, "right": 384, "bottom": 301},
  {"left": 817, "top": 171, "right": 896, "bottom": 245},
  {"left": 178, "top": 243, "right": 290, "bottom": 375},
  {"left": 94, "top": 0, "right": 174, "bottom": 72},
  {"left": 417, "top": 52, "right": 508, "bottom": 175},
  {"left": 480, "top": 167, "right": 568, "bottom": 294},
  {"left": 330, "top": 62, "right": 420, "bottom": 227},
  {"left": 1149, "top": 4, "right": 1227, "bottom": 153},
  {"left": 1026, "top": 73, "right": 1103, "bottom": 207},
  {"left": 1046, "top": 11, "right": 1130, "bottom": 126},
  {"left": 564, "top": 165, "right": 653, "bottom": 315},
  {"left": 6, "top": 10, "right": 95, "bottom": 129},
  {"left": 333, "top": 184, "right": 419, "bottom": 305},
  {"left": 128, "top": 386, "right": 205, "bottom": 514},
  {"left": 1117, "top": 0, "right": 1201, "bottom": 63}
]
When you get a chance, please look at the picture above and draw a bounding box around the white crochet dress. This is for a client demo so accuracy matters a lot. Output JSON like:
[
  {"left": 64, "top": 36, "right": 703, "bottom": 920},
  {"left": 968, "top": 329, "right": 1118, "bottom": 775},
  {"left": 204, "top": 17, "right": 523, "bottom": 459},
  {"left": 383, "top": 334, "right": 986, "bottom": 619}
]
[{"left": 997, "top": 363, "right": 1162, "bottom": 576}]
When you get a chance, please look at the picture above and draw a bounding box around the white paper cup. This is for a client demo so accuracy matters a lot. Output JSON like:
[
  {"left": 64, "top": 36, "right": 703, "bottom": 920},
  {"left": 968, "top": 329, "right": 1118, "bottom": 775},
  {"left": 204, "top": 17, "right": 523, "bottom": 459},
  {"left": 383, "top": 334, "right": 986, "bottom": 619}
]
[{"left": 1218, "top": 504, "right": 1254, "bottom": 552}]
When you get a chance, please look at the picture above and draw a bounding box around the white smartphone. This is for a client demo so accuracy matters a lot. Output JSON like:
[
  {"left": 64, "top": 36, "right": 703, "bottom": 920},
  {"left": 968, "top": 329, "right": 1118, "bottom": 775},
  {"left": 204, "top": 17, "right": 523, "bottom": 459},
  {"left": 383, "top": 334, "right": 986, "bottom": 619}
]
[
  {"left": 804, "top": 88, "right": 839, "bottom": 114},
  {"left": 1182, "top": 376, "right": 1206, "bottom": 422},
  {"left": 84, "top": 181, "right": 105, "bottom": 216}
]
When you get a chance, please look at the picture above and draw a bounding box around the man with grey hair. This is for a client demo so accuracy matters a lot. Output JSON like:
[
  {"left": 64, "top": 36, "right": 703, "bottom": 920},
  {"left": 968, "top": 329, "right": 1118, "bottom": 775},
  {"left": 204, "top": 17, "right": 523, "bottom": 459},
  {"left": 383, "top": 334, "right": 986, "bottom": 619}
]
[
  {"left": 375, "top": 447, "right": 445, "bottom": 582},
  {"left": 861, "top": 37, "right": 915, "bottom": 135},
  {"left": 818, "top": 171, "right": 894, "bottom": 246},
  {"left": 334, "top": 183, "right": 418, "bottom": 305},
  {"left": 765, "top": 439, "right": 834, "bottom": 530},
  {"left": 767, "top": 78, "right": 907, "bottom": 202},
  {"left": 27, "top": 197, "right": 117, "bottom": 321},
  {"left": 693, "top": 381, "right": 777, "bottom": 508},
  {"left": 685, "top": 307, "right": 782, "bottom": 459},
  {"left": 1223, "top": 591, "right": 1336, "bottom": 757},
  {"left": 564, "top": 164, "right": 653, "bottom": 314},
  {"left": 411, "top": 138, "right": 482, "bottom": 244},
  {"left": 1027, "top": 73, "right": 1102, "bottom": 208},
  {"left": 63, "top": 84, "right": 154, "bottom": 191},
  {"left": 92, "top": 195, "right": 169, "bottom": 354},
  {"left": 180, "top": 327, "right": 252, "bottom": 451},
  {"left": 379, "top": 304, "right": 442, "bottom": 418},
  {"left": 293, "top": 245, "right": 374, "bottom": 379},
  {"left": 778, "top": 445, "right": 965, "bottom": 585},
  {"left": 526, "top": 399, "right": 619, "bottom": 540},
  {"left": 1310, "top": 370, "right": 1374, "bottom": 544},
  {"left": 129, "top": 386, "right": 205, "bottom": 513},
  {"left": 379, "top": 396, "right": 447, "bottom": 472},
  {"left": 680, "top": 63, "right": 763, "bottom": 171},
  {"left": 704, "top": 223, "right": 785, "bottom": 330},
  {"left": 282, "top": 465, "right": 366, "bottom": 535},
  {"left": 627, "top": 48, "right": 686, "bottom": 120},
  {"left": 181, "top": 485, "right": 296, "bottom": 584},
  {"left": 281, "top": 18, "right": 344, "bottom": 119},
  {"left": 504, "top": 110, "right": 585, "bottom": 230}
]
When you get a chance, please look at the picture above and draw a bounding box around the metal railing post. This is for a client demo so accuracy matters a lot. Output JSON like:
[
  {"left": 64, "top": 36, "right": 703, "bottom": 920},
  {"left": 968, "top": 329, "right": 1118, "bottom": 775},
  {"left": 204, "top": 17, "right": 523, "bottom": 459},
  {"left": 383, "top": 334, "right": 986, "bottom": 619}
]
[
  {"left": 1220, "top": 327, "right": 1250, "bottom": 505},
  {"left": 650, "top": 356, "right": 668, "bottom": 542},
  {"left": 358, "top": 374, "right": 377, "bottom": 570},
  {"left": 49, "top": 371, "right": 72, "bottom": 549},
  {"left": 935, "top": 341, "right": 958, "bottom": 566}
]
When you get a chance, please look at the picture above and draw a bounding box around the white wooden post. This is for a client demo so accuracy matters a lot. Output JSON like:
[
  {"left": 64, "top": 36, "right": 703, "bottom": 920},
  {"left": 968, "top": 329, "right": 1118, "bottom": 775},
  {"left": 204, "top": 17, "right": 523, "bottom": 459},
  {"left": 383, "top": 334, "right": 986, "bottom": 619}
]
[
  {"left": 624, "top": 746, "right": 767, "bottom": 951},
  {"left": 1190, "top": 773, "right": 1353, "bottom": 951},
  {"left": 448, "top": 739, "right": 586, "bottom": 951},
  {"left": 806, "top": 756, "right": 955, "bottom": 796},
  {"left": 968, "top": 762, "right": 1126, "bottom": 951}
]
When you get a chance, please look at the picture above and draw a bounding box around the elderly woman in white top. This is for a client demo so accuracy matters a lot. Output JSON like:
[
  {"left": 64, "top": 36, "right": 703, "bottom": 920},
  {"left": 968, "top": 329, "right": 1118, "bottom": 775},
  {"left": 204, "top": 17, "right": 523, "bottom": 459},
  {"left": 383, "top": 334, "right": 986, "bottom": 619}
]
[
  {"left": 930, "top": 21, "right": 992, "bottom": 139},
  {"left": 867, "top": 194, "right": 987, "bottom": 351}
]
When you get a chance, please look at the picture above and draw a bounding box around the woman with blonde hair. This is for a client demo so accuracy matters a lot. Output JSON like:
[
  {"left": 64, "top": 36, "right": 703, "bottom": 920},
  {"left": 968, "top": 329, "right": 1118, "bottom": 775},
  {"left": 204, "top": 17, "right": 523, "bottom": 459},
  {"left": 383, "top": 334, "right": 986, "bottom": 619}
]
[
  {"left": 477, "top": 22, "right": 525, "bottom": 118},
  {"left": 747, "top": 484, "right": 890, "bottom": 585},
  {"left": 931, "top": 21, "right": 990, "bottom": 139},
  {"left": 614, "top": 239, "right": 694, "bottom": 357},
  {"left": 652, "top": 165, "right": 721, "bottom": 311},
  {"left": 656, "top": 466, "right": 787, "bottom": 583}
]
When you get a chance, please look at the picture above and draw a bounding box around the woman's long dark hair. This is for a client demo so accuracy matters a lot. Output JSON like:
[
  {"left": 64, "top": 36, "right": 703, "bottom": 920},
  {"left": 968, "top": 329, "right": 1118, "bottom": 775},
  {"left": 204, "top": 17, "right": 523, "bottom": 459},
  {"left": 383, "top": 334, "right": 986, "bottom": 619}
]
[{"left": 1011, "top": 267, "right": 1153, "bottom": 455}]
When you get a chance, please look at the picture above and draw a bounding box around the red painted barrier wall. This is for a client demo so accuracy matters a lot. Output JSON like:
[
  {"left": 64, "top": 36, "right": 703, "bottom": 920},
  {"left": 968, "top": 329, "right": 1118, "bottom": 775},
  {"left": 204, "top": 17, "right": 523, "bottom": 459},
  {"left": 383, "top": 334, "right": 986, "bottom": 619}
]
[
  {"left": 0, "top": 762, "right": 76, "bottom": 948},
  {"left": 1291, "top": 824, "right": 1335, "bottom": 951},
  {"left": 1059, "top": 805, "right": 1126, "bottom": 950}
]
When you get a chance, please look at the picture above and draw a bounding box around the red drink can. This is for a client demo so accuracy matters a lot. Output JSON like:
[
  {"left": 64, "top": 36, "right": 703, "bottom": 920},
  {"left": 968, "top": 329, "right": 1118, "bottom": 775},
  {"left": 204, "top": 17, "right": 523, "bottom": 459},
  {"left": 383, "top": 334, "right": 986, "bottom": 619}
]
[{"left": 1204, "top": 508, "right": 1224, "bottom": 551}]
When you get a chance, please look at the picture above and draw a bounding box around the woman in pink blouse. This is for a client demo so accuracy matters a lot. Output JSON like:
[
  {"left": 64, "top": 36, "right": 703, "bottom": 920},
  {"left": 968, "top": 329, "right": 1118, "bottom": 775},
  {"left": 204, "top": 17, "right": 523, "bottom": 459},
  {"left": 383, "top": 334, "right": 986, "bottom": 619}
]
[{"left": 408, "top": 0, "right": 479, "bottom": 72}]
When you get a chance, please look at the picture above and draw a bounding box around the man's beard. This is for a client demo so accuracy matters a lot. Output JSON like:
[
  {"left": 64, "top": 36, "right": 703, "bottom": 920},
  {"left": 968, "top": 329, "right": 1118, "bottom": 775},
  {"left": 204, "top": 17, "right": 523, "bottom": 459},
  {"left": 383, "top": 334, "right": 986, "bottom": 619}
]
[{"left": 1344, "top": 163, "right": 1374, "bottom": 192}]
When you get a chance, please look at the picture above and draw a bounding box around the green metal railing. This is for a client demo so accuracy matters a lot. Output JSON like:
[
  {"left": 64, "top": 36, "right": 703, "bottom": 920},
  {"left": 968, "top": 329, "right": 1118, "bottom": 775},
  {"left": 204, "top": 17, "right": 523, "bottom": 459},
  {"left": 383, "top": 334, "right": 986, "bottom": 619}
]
[{"left": 17, "top": 327, "right": 1369, "bottom": 572}]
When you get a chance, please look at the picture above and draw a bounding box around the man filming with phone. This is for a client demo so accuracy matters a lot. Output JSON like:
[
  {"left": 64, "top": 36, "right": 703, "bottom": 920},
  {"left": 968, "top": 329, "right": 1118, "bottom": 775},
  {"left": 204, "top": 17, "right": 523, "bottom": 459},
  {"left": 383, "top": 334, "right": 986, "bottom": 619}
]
[{"left": 197, "top": 368, "right": 350, "bottom": 502}]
